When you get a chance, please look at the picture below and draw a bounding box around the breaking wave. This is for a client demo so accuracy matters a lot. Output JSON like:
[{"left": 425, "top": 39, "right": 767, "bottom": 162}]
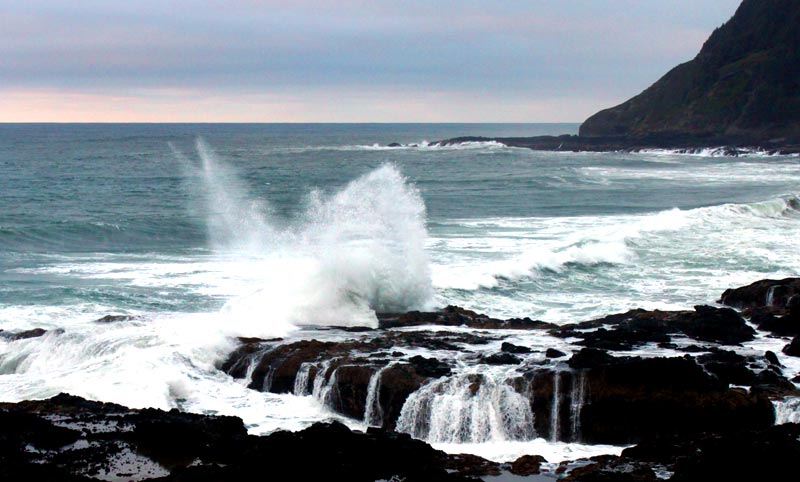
[{"left": 179, "top": 140, "right": 433, "bottom": 337}]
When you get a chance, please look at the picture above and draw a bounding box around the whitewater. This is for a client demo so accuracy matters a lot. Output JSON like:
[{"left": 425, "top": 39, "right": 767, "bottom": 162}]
[{"left": 1, "top": 123, "right": 799, "bottom": 463}]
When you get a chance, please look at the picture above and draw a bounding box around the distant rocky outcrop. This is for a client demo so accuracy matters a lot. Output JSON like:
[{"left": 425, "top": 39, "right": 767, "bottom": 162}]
[
  {"left": 580, "top": 0, "right": 800, "bottom": 145},
  {"left": 426, "top": 0, "right": 800, "bottom": 153}
]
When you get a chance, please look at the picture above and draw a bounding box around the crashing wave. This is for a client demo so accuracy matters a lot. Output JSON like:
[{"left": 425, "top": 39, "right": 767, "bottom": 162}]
[{"left": 180, "top": 140, "right": 434, "bottom": 336}]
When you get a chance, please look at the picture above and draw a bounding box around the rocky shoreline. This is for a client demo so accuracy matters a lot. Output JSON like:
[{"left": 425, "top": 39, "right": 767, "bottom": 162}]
[
  {"left": 417, "top": 135, "right": 800, "bottom": 155},
  {"left": 2, "top": 277, "right": 800, "bottom": 480}
]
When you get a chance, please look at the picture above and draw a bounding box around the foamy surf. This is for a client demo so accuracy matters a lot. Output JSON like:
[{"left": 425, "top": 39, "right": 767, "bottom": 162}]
[{"left": 431, "top": 194, "right": 800, "bottom": 321}]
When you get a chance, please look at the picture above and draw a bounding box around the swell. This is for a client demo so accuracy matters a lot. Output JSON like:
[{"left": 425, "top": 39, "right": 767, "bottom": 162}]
[{"left": 0, "top": 219, "right": 201, "bottom": 253}]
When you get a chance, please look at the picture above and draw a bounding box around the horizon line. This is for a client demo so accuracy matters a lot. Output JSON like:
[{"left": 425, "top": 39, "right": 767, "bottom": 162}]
[{"left": 0, "top": 121, "right": 582, "bottom": 125}]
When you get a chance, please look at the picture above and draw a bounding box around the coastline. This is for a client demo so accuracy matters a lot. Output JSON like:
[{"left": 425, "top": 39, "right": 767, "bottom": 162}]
[
  {"left": 3, "top": 277, "right": 799, "bottom": 480},
  {"left": 426, "top": 135, "right": 800, "bottom": 155}
]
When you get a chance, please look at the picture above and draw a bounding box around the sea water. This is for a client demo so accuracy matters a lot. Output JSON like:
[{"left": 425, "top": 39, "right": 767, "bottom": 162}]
[{"left": 1, "top": 123, "right": 799, "bottom": 462}]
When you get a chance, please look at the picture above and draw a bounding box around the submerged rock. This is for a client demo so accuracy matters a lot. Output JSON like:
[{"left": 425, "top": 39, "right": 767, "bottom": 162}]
[
  {"left": 0, "top": 328, "right": 49, "bottom": 341},
  {"left": 94, "top": 314, "right": 139, "bottom": 323}
]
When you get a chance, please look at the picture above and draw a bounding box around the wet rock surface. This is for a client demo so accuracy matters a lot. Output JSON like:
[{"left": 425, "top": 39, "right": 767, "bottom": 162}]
[
  {"left": 219, "top": 278, "right": 799, "bottom": 445},
  {"left": 720, "top": 277, "right": 800, "bottom": 337},
  {"left": 551, "top": 305, "right": 756, "bottom": 350},
  {"left": 569, "top": 352, "right": 777, "bottom": 444},
  {"left": 378, "top": 305, "right": 556, "bottom": 330},
  {"left": 6, "top": 277, "right": 800, "bottom": 479},
  {"left": 3, "top": 393, "right": 798, "bottom": 482},
  {"left": 784, "top": 336, "right": 800, "bottom": 357},
  {"left": 566, "top": 423, "right": 800, "bottom": 481},
  {"left": 0, "top": 394, "right": 497, "bottom": 482}
]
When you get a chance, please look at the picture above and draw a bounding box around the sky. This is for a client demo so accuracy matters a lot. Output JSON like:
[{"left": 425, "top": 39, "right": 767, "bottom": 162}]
[{"left": 1, "top": 0, "right": 743, "bottom": 123}]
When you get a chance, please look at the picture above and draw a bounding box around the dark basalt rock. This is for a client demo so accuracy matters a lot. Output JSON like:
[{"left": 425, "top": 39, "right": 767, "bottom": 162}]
[
  {"left": 0, "top": 394, "right": 489, "bottom": 482},
  {"left": 622, "top": 423, "right": 800, "bottom": 482},
  {"left": 682, "top": 305, "right": 756, "bottom": 344},
  {"left": 378, "top": 305, "right": 555, "bottom": 330},
  {"left": 765, "top": 350, "right": 782, "bottom": 366},
  {"left": 563, "top": 457, "right": 658, "bottom": 482},
  {"left": 553, "top": 305, "right": 755, "bottom": 350},
  {"left": 501, "top": 342, "right": 531, "bottom": 354},
  {"left": 220, "top": 333, "right": 456, "bottom": 430},
  {"left": 696, "top": 348, "right": 755, "bottom": 385},
  {"left": 443, "top": 453, "right": 501, "bottom": 477},
  {"left": 407, "top": 355, "right": 451, "bottom": 378},
  {"left": 750, "top": 308, "right": 800, "bottom": 337},
  {"left": 245, "top": 339, "right": 346, "bottom": 392},
  {"left": 0, "top": 328, "right": 49, "bottom": 341},
  {"left": 510, "top": 454, "right": 547, "bottom": 476},
  {"left": 568, "top": 348, "right": 618, "bottom": 369},
  {"left": 783, "top": 336, "right": 800, "bottom": 357},
  {"left": 94, "top": 314, "right": 139, "bottom": 323},
  {"left": 720, "top": 277, "right": 800, "bottom": 336},
  {"left": 720, "top": 277, "right": 800, "bottom": 311},
  {"left": 480, "top": 352, "right": 522, "bottom": 365},
  {"left": 565, "top": 353, "right": 775, "bottom": 445},
  {"left": 376, "top": 361, "right": 451, "bottom": 430},
  {"left": 526, "top": 369, "right": 587, "bottom": 442},
  {"left": 546, "top": 348, "right": 567, "bottom": 358}
]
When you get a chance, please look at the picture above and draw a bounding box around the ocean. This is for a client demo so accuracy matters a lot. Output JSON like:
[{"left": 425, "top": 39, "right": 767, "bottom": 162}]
[{"left": 1, "top": 123, "right": 799, "bottom": 462}]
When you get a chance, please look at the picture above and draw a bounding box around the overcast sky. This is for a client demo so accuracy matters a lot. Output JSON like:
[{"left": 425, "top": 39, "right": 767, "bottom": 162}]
[{"left": 1, "top": 0, "right": 742, "bottom": 122}]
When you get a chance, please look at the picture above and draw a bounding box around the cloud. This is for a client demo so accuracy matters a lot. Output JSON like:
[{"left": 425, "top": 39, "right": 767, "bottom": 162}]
[{"left": 0, "top": 0, "right": 742, "bottom": 121}]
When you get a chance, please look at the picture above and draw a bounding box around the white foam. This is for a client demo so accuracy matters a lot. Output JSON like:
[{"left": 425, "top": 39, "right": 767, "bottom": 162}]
[
  {"left": 176, "top": 143, "right": 434, "bottom": 335},
  {"left": 637, "top": 147, "right": 786, "bottom": 158},
  {"left": 431, "top": 439, "right": 626, "bottom": 464},
  {"left": 580, "top": 158, "right": 800, "bottom": 184},
  {"left": 265, "top": 140, "right": 510, "bottom": 153}
]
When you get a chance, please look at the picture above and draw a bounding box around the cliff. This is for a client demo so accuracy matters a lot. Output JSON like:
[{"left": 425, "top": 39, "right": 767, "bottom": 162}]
[{"left": 579, "top": 0, "right": 800, "bottom": 144}]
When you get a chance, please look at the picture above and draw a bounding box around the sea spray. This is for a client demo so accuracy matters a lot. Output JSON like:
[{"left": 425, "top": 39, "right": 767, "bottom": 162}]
[
  {"left": 177, "top": 140, "right": 433, "bottom": 335},
  {"left": 182, "top": 139, "right": 275, "bottom": 252}
]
